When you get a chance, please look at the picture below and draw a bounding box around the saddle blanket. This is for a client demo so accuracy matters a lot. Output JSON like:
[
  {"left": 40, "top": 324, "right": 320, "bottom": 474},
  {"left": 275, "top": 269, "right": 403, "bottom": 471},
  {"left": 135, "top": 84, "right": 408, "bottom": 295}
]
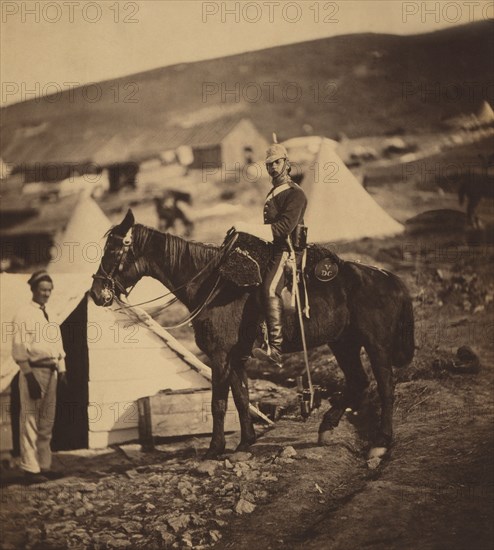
[{"left": 220, "top": 232, "right": 340, "bottom": 288}]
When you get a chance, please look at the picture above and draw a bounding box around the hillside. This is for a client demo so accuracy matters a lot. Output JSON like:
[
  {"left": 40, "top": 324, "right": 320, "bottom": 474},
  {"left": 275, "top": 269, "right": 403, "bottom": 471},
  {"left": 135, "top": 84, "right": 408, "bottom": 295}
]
[{"left": 1, "top": 20, "right": 493, "bottom": 158}]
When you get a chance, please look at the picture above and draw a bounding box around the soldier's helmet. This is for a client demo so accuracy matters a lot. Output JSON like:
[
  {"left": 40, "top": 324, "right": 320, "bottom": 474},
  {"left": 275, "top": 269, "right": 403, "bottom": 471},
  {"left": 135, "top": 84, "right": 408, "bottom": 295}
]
[{"left": 265, "top": 133, "right": 288, "bottom": 163}]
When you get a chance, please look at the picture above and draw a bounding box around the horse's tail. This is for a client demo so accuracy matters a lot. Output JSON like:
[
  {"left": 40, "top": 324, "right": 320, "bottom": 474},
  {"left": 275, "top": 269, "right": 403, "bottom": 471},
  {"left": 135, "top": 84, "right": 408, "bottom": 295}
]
[
  {"left": 458, "top": 181, "right": 467, "bottom": 206},
  {"left": 392, "top": 291, "right": 415, "bottom": 368}
]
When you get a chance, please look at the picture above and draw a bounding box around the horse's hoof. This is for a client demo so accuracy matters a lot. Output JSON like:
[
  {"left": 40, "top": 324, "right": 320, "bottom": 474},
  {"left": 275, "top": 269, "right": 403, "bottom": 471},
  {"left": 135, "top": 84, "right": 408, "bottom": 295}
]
[
  {"left": 318, "top": 429, "right": 333, "bottom": 446},
  {"left": 368, "top": 446, "right": 387, "bottom": 459},
  {"left": 203, "top": 447, "right": 225, "bottom": 460},
  {"left": 366, "top": 447, "right": 388, "bottom": 469},
  {"left": 235, "top": 440, "right": 255, "bottom": 452}
]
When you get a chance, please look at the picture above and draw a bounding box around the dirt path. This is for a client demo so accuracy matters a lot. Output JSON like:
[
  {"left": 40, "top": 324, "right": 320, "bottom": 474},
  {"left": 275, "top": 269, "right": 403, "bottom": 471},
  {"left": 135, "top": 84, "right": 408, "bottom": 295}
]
[
  {"left": 1, "top": 367, "right": 492, "bottom": 549},
  {"left": 217, "top": 372, "right": 494, "bottom": 550}
]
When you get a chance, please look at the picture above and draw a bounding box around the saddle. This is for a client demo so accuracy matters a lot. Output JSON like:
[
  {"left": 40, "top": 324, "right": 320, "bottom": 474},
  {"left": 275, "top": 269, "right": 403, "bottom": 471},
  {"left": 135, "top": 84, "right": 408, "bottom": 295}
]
[{"left": 219, "top": 232, "right": 341, "bottom": 288}]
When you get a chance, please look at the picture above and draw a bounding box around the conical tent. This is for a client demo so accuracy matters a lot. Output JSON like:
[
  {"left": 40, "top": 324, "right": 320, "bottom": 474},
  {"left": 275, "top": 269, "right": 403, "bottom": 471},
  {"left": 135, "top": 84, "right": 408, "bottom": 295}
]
[
  {"left": 50, "top": 195, "right": 112, "bottom": 274},
  {"left": 283, "top": 137, "right": 404, "bottom": 243}
]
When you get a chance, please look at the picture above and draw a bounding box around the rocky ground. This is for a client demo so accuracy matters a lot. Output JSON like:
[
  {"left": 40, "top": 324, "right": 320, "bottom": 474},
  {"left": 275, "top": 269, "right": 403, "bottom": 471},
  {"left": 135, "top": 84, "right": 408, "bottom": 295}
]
[{"left": 1, "top": 137, "right": 493, "bottom": 549}]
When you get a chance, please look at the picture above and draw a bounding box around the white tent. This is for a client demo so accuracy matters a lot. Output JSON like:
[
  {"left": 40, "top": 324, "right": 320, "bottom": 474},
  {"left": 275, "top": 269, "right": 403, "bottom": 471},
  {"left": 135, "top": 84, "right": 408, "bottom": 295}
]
[
  {"left": 283, "top": 137, "right": 404, "bottom": 243},
  {"left": 50, "top": 195, "right": 112, "bottom": 274}
]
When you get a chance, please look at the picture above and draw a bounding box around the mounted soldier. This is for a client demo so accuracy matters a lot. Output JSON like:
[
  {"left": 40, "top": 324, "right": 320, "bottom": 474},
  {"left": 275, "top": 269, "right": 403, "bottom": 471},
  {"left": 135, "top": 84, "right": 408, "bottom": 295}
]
[{"left": 234, "top": 136, "right": 308, "bottom": 368}]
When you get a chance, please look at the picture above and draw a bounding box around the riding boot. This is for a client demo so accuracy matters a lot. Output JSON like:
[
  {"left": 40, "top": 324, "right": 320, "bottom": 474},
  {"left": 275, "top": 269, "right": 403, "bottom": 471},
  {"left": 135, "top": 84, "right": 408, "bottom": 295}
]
[{"left": 253, "top": 297, "right": 283, "bottom": 368}]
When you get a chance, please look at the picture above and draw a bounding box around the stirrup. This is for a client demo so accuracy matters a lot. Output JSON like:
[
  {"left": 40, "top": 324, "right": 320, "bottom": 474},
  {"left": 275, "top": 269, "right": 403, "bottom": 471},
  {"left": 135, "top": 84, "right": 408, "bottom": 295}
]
[{"left": 252, "top": 346, "right": 283, "bottom": 368}]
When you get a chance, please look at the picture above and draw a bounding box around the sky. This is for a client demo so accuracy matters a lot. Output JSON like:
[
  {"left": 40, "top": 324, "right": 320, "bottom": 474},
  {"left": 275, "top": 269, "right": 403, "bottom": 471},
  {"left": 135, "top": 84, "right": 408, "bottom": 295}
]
[{"left": 1, "top": 0, "right": 493, "bottom": 105}]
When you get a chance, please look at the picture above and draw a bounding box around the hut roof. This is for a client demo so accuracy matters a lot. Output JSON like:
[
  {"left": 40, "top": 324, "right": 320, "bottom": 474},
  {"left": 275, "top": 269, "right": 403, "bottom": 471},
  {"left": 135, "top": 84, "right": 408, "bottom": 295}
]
[{"left": 4, "top": 117, "right": 252, "bottom": 168}]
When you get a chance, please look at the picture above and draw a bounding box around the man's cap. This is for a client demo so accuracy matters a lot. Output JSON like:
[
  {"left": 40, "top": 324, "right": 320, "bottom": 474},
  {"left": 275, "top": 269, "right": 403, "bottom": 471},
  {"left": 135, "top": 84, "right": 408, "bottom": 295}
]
[{"left": 27, "top": 270, "right": 53, "bottom": 289}]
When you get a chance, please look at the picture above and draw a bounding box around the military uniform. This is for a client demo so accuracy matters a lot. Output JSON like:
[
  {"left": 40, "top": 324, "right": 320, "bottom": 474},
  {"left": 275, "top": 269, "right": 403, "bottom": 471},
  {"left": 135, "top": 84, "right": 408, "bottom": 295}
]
[
  {"left": 262, "top": 180, "right": 307, "bottom": 300},
  {"left": 234, "top": 140, "right": 308, "bottom": 367}
]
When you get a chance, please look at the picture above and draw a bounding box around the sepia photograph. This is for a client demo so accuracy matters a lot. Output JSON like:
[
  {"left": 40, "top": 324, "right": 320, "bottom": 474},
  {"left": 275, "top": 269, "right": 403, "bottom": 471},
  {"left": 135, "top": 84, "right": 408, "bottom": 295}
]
[{"left": 1, "top": 1, "right": 493, "bottom": 548}]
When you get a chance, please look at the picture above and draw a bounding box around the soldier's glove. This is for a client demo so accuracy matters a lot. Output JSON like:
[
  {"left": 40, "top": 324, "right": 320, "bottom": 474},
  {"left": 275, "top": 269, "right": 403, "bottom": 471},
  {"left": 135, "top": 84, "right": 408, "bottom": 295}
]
[{"left": 25, "top": 372, "right": 42, "bottom": 400}]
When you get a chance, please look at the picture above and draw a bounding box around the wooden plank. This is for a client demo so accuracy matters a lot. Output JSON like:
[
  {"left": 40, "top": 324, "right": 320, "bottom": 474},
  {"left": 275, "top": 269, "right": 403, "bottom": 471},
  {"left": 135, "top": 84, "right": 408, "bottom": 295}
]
[
  {"left": 138, "top": 391, "right": 239, "bottom": 441},
  {"left": 88, "top": 390, "right": 239, "bottom": 433}
]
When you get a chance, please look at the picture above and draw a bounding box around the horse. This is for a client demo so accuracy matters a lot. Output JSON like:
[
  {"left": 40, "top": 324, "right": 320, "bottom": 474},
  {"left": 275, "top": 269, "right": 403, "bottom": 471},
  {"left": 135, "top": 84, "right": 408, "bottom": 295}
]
[{"left": 90, "top": 210, "right": 415, "bottom": 460}]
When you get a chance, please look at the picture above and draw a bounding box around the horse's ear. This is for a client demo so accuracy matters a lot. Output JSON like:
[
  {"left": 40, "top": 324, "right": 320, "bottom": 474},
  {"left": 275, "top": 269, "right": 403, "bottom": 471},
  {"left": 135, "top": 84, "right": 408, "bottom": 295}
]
[{"left": 115, "top": 209, "right": 135, "bottom": 235}]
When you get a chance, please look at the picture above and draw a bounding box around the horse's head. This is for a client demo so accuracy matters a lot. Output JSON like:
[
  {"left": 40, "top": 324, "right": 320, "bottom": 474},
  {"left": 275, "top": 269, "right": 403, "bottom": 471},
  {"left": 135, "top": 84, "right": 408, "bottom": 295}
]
[{"left": 90, "top": 209, "right": 143, "bottom": 306}]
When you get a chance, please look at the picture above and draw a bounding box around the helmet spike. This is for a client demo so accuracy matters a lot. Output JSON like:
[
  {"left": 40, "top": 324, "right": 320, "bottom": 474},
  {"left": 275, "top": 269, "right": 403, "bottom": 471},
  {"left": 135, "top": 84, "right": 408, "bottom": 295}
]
[{"left": 272, "top": 132, "right": 278, "bottom": 144}]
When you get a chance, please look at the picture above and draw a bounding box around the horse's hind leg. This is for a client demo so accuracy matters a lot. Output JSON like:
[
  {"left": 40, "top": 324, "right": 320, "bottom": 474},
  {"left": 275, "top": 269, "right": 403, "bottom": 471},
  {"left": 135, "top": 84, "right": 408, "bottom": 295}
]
[
  {"left": 229, "top": 357, "right": 256, "bottom": 452},
  {"left": 319, "top": 337, "right": 368, "bottom": 442},
  {"left": 366, "top": 345, "right": 394, "bottom": 456}
]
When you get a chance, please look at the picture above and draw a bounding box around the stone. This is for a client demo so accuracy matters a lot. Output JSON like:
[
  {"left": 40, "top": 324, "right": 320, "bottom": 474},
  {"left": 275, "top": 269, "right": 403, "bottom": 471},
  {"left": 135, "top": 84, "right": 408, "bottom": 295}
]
[
  {"left": 121, "top": 521, "right": 141, "bottom": 534},
  {"left": 215, "top": 508, "right": 233, "bottom": 516},
  {"left": 274, "top": 457, "right": 294, "bottom": 464},
  {"left": 302, "top": 451, "right": 324, "bottom": 461},
  {"left": 195, "top": 461, "right": 220, "bottom": 476},
  {"left": 279, "top": 446, "right": 297, "bottom": 459},
  {"left": 235, "top": 498, "right": 256, "bottom": 514},
  {"left": 209, "top": 530, "right": 222, "bottom": 542},
  {"left": 97, "top": 516, "right": 121, "bottom": 528},
  {"left": 167, "top": 514, "right": 191, "bottom": 533},
  {"left": 79, "top": 482, "right": 99, "bottom": 492},
  {"left": 229, "top": 452, "right": 252, "bottom": 463},
  {"left": 108, "top": 538, "right": 132, "bottom": 548},
  {"left": 154, "top": 526, "right": 175, "bottom": 545}
]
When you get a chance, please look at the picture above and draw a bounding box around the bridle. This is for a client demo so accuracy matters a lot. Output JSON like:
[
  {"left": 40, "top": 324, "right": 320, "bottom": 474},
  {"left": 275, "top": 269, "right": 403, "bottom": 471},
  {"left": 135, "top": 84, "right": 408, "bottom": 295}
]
[
  {"left": 92, "top": 227, "right": 136, "bottom": 305},
  {"left": 92, "top": 224, "right": 240, "bottom": 327}
]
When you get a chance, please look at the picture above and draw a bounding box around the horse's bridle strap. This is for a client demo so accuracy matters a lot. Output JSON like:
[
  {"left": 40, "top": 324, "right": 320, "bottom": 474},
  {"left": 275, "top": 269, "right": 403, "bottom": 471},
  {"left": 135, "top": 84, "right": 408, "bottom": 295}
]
[{"left": 92, "top": 229, "right": 134, "bottom": 298}]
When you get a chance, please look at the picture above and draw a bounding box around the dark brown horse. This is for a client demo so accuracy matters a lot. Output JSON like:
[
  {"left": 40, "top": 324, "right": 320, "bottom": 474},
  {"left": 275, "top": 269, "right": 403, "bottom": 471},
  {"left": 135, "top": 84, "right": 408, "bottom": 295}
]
[{"left": 90, "top": 210, "right": 414, "bottom": 460}]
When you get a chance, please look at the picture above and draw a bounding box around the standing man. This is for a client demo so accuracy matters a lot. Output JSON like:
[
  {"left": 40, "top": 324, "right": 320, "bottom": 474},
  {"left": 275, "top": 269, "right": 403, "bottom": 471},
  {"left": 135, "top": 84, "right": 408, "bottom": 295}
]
[
  {"left": 234, "top": 138, "right": 308, "bottom": 367},
  {"left": 12, "top": 270, "right": 66, "bottom": 482}
]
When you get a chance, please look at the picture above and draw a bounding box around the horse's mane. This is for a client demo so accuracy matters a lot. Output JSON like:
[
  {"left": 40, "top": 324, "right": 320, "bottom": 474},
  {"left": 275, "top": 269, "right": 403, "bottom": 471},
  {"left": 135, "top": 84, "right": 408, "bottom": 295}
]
[{"left": 133, "top": 224, "right": 221, "bottom": 272}]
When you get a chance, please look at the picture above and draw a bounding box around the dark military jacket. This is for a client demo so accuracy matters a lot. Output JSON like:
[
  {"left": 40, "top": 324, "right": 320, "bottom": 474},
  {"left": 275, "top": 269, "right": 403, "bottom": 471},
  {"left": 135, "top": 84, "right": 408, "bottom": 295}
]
[{"left": 263, "top": 180, "right": 307, "bottom": 249}]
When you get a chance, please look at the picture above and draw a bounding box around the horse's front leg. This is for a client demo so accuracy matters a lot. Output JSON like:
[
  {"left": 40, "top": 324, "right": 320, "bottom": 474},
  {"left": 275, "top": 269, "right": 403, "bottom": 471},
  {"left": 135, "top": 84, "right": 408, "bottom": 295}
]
[
  {"left": 230, "top": 355, "right": 256, "bottom": 452},
  {"left": 204, "top": 353, "right": 230, "bottom": 459}
]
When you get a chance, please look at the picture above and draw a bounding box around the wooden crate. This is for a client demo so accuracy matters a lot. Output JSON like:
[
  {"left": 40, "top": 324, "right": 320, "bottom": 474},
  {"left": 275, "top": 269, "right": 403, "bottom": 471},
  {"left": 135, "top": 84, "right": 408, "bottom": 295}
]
[{"left": 137, "top": 389, "right": 239, "bottom": 449}]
